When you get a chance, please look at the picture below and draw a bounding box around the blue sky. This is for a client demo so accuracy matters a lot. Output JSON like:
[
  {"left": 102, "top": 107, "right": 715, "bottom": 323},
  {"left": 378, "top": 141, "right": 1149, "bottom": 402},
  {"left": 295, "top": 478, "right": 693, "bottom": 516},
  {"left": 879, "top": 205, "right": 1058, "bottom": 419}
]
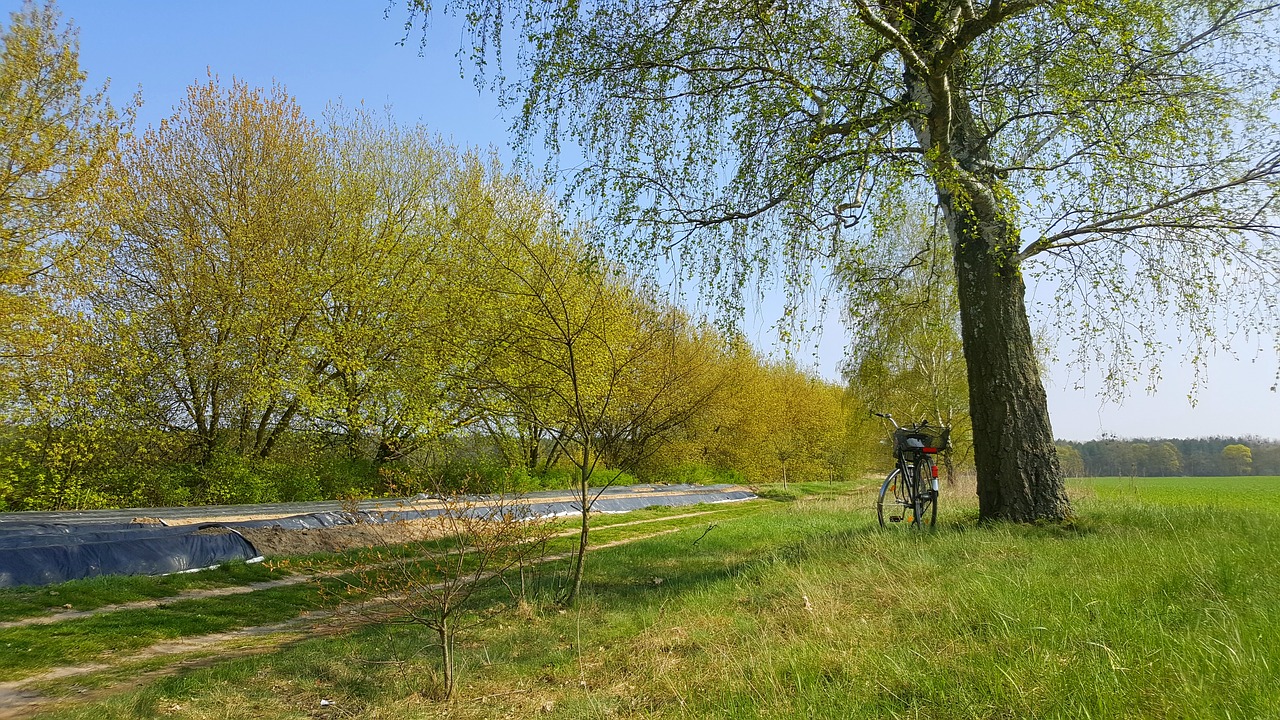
[{"left": 20, "top": 0, "right": 1279, "bottom": 441}]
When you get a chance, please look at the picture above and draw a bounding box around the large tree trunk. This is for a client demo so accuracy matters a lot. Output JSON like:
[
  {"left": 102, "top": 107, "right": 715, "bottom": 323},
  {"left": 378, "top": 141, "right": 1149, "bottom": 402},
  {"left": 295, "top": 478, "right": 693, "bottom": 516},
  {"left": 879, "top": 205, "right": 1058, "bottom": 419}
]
[
  {"left": 943, "top": 203, "right": 1070, "bottom": 521},
  {"left": 908, "top": 54, "right": 1072, "bottom": 522}
]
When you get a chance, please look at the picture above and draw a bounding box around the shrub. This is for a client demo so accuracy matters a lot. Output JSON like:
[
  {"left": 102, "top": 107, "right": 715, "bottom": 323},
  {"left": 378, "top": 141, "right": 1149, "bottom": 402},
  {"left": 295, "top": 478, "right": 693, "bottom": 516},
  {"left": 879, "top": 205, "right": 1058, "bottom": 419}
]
[
  {"left": 754, "top": 485, "right": 803, "bottom": 502},
  {"left": 261, "top": 461, "right": 324, "bottom": 502},
  {"left": 316, "top": 457, "right": 378, "bottom": 499},
  {"left": 123, "top": 466, "right": 195, "bottom": 508},
  {"left": 197, "top": 452, "right": 272, "bottom": 505},
  {"left": 650, "top": 463, "right": 746, "bottom": 486}
]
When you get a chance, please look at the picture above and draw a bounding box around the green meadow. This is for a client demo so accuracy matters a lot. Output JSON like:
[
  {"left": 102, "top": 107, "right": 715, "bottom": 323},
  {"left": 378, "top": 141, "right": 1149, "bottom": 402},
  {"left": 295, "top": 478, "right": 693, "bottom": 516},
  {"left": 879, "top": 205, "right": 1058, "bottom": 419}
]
[{"left": 8, "top": 477, "right": 1278, "bottom": 719}]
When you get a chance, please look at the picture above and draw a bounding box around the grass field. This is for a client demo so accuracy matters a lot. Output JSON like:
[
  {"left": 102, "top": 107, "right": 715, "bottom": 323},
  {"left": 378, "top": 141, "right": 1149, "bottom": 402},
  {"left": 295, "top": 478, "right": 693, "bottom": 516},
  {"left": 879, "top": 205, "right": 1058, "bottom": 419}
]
[
  {"left": 1080, "top": 475, "right": 1280, "bottom": 511},
  {"left": 6, "top": 477, "right": 1279, "bottom": 719}
]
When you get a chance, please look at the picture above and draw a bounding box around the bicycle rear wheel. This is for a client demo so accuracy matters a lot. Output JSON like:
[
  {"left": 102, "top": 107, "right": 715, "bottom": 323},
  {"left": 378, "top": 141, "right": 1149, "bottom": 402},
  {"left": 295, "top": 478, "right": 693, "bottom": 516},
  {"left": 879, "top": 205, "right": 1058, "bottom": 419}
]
[
  {"left": 914, "top": 455, "right": 939, "bottom": 528},
  {"left": 878, "top": 462, "right": 938, "bottom": 529}
]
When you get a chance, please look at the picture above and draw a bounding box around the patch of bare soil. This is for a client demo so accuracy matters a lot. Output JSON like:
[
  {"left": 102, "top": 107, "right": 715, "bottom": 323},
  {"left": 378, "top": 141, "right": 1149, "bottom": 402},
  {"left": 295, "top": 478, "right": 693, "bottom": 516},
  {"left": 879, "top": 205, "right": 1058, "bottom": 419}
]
[{"left": 237, "top": 516, "right": 449, "bottom": 557}]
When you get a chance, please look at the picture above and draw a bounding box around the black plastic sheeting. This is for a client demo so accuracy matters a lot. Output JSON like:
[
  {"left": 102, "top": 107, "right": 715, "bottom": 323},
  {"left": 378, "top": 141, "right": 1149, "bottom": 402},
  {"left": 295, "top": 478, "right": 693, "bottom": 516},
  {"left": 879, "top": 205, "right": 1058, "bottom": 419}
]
[
  {"left": 0, "top": 523, "right": 258, "bottom": 588},
  {"left": 0, "top": 484, "right": 754, "bottom": 588},
  {"left": 0, "top": 521, "right": 147, "bottom": 539},
  {"left": 232, "top": 511, "right": 352, "bottom": 531}
]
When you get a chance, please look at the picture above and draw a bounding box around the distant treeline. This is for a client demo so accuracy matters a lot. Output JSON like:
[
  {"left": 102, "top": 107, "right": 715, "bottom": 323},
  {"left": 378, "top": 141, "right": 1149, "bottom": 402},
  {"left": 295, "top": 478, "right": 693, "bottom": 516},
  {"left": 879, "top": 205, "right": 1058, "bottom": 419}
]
[{"left": 1056, "top": 438, "right": 1280, "bottom": 477}]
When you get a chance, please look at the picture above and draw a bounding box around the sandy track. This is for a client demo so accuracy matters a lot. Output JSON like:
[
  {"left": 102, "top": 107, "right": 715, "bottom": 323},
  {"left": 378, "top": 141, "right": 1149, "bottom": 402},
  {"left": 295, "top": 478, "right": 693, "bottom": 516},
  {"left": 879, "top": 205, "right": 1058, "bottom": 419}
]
[{"left": 0, "top": 510, "right": 736, "bottom": 718}]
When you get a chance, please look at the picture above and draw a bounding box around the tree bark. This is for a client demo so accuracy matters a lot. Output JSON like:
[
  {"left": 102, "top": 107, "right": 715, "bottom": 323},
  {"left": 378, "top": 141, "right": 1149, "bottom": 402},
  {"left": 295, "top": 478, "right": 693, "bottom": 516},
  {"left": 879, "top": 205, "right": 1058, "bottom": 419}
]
[
  {"left": 906, "top": 49, "right": 1072, "bottom": 522},
  {"left": 437, "top": 620, "right": 455, "bottom": 699},
  {"left": 944, "top": 206, "right": 1070, "bottom": 521},
  {"left": 564, "top": 457, "right": 590, "bottom": 605}
]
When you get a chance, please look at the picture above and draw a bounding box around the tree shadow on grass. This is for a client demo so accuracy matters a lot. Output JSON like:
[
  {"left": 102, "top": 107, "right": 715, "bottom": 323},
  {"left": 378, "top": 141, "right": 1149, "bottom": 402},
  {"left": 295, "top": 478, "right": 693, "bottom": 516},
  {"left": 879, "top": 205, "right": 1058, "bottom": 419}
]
[{"left": 578, "top": 522, "right": 892, "bottom": 610}]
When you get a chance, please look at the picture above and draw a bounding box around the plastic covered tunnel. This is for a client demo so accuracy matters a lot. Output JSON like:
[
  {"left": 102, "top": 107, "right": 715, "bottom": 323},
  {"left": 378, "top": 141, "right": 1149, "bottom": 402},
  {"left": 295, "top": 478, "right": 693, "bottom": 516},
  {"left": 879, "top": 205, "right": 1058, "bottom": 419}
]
[{"left": 0, "top": 484, "right": 754, "bottom": 588}]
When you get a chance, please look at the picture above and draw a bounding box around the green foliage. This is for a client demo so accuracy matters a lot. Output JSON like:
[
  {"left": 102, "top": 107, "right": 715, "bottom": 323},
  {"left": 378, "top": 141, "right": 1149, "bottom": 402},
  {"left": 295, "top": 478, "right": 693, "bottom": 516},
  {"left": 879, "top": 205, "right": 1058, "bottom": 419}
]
[
  {"left": 196, "top": 452, "right": 269, "bottom": 506},
  {"left": 99, "top": 75, "right": 329, "bottom": 462},
  {"left": 313, "top": 456, "right": 379, "bottom": 500},
  {"left": 843, "top": 211, "right": 973, "bottom": 482},
  {"left": 258, "top": 461, "right": 324, "bottom": 502},
  {"left": 753, "top": 484, "right": 804, "bottom": 502},
  {"left": 1222, "top": 444, "right": 1254, "bottom": 476},
  {"left": 0, "top": 24, "right": 861, "bottom": 511},
  {"left": 648, "top": 463, "right": 745, "bottom": 487},
  {"left": 686, "top": 351, "right": 855, "bottom": 486},
  {"left": 0, "top": 1, "right": 125, "bottom": 421},
  {"left": 1055, "top": 443, "right": 1086, "bottom": 478}
]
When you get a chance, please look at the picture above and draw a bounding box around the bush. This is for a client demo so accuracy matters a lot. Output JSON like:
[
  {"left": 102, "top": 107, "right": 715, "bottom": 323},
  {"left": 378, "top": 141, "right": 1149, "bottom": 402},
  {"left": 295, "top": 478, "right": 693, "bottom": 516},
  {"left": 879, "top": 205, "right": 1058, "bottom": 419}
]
[
  {"left": 754, "top": 485, "right": 803, "bottom": 502},
  {"left": 0, "top": 430, "right": 739, "bottom": 510},
  {"left": 197, "top": 452, "right": 272, "bottom": 505},
  {"left": 260, "top": 461, "right": 324, "bottom": 502},
  {"left": 650, "top": 463, "right": 746, "bottom": 486},
  {"left": 14, "top": 466, "right": 123, "bottom": 510},
  {"left": 316, "top": 457, "right": 378, "bottom": 500},
  {"left": 123, "top": 466, "right": 195, "bottom": 508}
]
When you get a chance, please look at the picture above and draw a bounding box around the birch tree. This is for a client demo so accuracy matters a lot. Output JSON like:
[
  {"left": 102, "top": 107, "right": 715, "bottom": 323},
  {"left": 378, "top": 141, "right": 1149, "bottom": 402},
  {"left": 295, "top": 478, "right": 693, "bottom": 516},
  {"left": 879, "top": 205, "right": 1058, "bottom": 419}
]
[
  {"left": 844, "top": 209, "right": 971, "bottom": 483},
  {"left": 396, "top": 0, "right": 1280, "bottom": 521}
]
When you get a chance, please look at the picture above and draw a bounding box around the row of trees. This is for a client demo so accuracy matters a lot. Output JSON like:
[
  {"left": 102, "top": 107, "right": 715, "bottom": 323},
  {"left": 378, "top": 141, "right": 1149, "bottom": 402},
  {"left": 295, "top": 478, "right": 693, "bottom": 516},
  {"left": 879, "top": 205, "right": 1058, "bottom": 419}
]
[
  {"left": 0, "top": 3, "right": 863, "bottom": 512},
  {"left": 1057, "top": 438, "right": 1280, "bottom": 478}
]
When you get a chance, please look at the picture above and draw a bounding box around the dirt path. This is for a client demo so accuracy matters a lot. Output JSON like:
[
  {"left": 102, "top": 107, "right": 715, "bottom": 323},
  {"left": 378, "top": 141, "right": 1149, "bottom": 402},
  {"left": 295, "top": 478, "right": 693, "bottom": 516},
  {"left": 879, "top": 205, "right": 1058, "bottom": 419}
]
[
  {"left": 0, "top": 614, "right": 329, "bottom": 720},
  {"left": 0, "top": 509, "right": 728, "bottom": 632},
  {"left": 0, "top": 577, "right": 309, "bottom": 631},
  {"left": 0, "top": 511, "right": 734, "bottom": 718}
]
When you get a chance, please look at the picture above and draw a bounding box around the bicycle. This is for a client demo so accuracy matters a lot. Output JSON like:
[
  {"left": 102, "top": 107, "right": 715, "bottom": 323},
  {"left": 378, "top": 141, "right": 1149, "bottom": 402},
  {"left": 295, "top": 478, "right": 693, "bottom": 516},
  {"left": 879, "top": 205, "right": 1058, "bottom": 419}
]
[{"left": 873, "top": 412, "right": 950, "bottom": 529}]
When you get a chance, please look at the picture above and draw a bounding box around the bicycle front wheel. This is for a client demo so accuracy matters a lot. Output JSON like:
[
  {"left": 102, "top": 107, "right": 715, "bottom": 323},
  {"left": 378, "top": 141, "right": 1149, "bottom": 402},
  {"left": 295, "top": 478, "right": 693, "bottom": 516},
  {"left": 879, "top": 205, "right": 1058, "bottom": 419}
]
[{"left": 877, "top": 468, "right": 909, "bottom": 528}]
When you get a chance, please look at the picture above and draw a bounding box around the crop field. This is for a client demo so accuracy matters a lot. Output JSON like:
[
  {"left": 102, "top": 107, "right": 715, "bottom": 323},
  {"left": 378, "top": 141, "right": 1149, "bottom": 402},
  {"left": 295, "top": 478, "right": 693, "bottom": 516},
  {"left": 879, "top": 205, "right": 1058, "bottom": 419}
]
[
  {"left": 1079, "top": 475, "right": 1280, "bottom": 512},
  {"left": 1, "top": 478, "right": 1277, "bottom": 719}
]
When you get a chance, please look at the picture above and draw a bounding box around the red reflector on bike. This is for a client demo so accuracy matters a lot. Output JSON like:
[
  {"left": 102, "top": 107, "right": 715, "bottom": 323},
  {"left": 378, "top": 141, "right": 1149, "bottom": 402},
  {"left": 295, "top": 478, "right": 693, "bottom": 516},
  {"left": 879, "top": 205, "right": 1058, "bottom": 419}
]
[
  {"left": 931, "top": 465, "right": 939, "bottom": 478},
  {"left": 922, "top": 447, "right": 937, "bottom": 454}
]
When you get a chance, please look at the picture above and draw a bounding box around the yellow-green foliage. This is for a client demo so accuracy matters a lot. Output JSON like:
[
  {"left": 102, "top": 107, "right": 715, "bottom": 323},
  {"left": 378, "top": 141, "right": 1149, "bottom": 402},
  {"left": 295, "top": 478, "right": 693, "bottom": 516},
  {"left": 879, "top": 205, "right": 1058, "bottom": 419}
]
[{"left": 0, "top": 6, "right": 864, "bottom": 509}]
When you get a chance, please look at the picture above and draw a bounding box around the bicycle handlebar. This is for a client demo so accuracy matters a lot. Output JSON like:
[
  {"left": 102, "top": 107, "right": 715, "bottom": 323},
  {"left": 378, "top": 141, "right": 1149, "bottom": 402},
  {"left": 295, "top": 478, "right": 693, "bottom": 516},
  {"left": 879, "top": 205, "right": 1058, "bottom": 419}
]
[
  {"left": 870, "top": 409, "right": 942, "bottom": 443},
  {"left": 870, "top": 411, "right": 900, "bottom": 429},
  {"left": 873, "top": 411, "right": 944, "bottom": 438}
]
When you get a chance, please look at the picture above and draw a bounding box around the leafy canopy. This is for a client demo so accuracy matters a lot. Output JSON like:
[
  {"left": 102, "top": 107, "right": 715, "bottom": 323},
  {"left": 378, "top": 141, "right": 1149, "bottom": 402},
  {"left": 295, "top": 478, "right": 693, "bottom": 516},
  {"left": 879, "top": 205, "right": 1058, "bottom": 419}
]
[{"left": 400, "top": 0, "right": 1280, "bottom": 376}]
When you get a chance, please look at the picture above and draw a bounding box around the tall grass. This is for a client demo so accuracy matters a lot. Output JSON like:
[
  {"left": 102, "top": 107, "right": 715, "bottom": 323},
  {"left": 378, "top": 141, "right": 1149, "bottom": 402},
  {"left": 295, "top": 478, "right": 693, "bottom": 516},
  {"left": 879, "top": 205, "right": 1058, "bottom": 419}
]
[{"left": 25, "top": 479, "right": 1280, "bottom": 719}]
